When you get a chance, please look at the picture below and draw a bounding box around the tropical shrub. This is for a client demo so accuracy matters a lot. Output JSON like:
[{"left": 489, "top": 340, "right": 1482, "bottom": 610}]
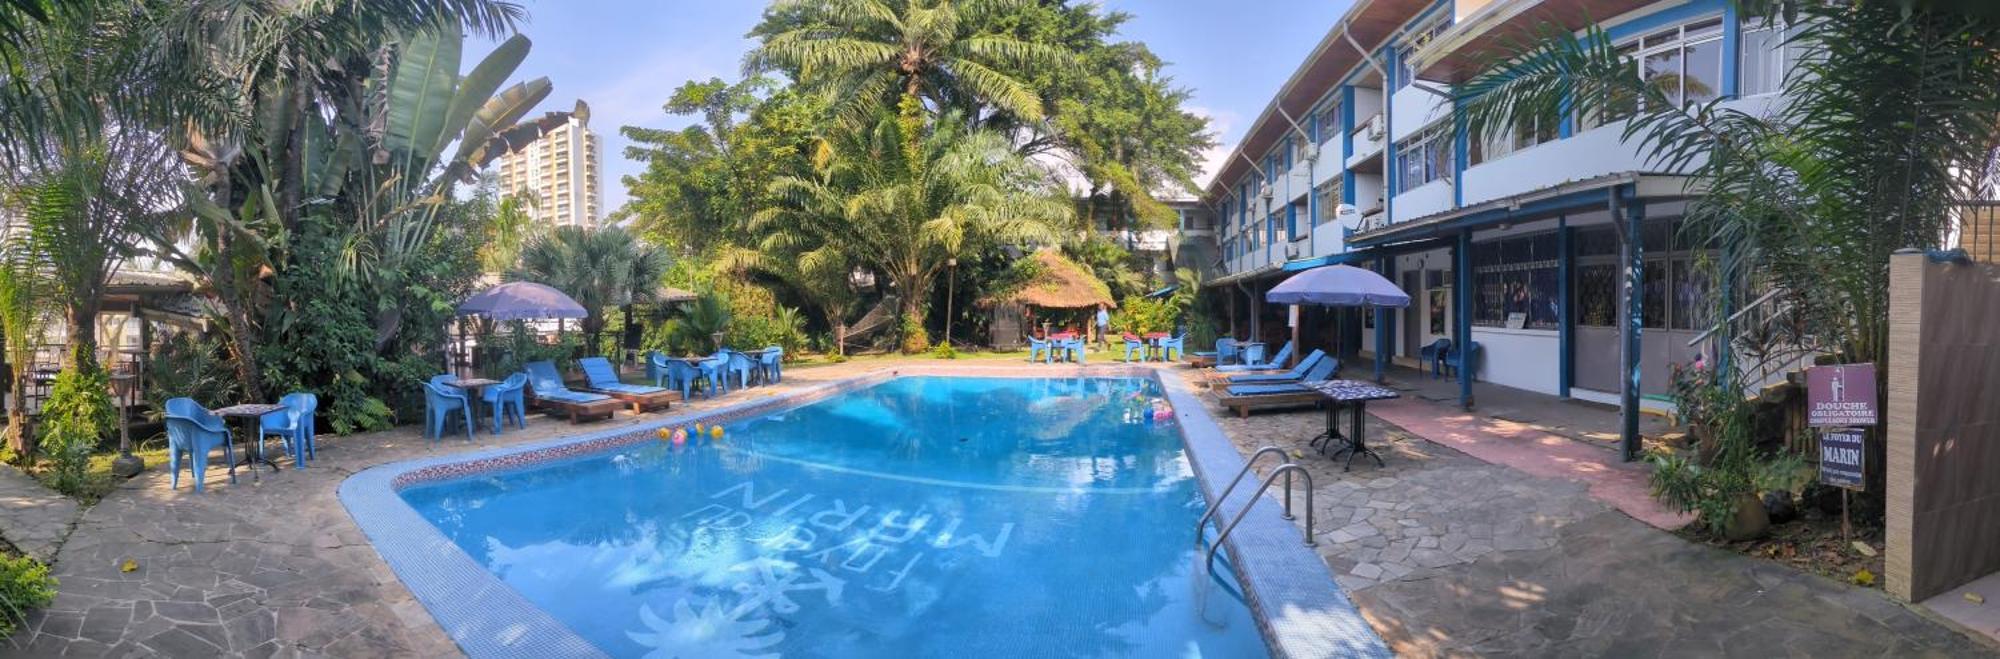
[
  {"left": 36, "top": 352, "right": 112, "bottom": 496},
  {"left": 728, "top": 305, "right": 805, "bottom": 355},
  {"left": 1111, "top": 297, "right": 1178, "bottom": 335},
  {"left": 0, "top": 554, "right": 56, "bottom": 639},
  {"left": 929, "top": 343, "right": 959, "bottom": 359},
  {"left": 143, "top": 332, "right": 241, "bottom": 420}
]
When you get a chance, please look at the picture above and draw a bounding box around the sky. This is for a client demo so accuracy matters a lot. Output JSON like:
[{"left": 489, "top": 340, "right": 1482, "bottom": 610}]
[{"left": 470, "top": 0, "right": 1355, "bottom": 213}]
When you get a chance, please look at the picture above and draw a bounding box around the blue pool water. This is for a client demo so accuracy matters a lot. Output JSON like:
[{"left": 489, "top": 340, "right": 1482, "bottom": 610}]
[{"left": 400, "top": 376, "right": 1269, "bottom": 658}]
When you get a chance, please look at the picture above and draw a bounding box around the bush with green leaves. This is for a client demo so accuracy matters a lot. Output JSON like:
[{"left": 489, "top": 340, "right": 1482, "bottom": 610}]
[
  {"left": 1111, "top": 296, "right": 1178, "bottom": 335},
  {"left": 143, "top": 332, "right": 240, "bottom": 422},
  {"left": 0, "top": 553, "right": 56, "bottom": 638},
  {"left": 728, "top": 305, "right": 805, "bottom": 355},
  {"left": 37, "top": 352, "right": 112, "bottom": 496}
]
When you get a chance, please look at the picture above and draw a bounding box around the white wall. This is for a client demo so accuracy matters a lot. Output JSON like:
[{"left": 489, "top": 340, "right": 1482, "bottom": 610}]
[
  {"left": 1470, "top": 327, "right": 1561, "bottom": 395},
  {"left": 1310, "top": 221, "right": 1346, "bottom": 259},
  {"left": 1391, "top": 180, "right": 1452, "bottom": 224},
  {"left": 1389, "top": 84, "right": 1450, "bottom": 141},
  {"left": 1353, "top": 88, "right": 1385, "bottom": 124},
  {"left": 1353, "top": 173, "right": 1385, "bottom": 214},
  {"left": 1460, "top": 95, "right": 1782, "bottom": 206}
]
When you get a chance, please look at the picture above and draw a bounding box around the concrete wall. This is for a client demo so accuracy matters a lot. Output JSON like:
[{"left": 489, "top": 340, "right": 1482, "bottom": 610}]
[
  {"left": 1471, "top": 328, "right": 1560, "bottom": 395},
  {"left": 1392, "top": 181, "right": 1452, "bottom": 224},
  {"left": 1886, "top": 253, "right": 2000, "bottom": 602}
]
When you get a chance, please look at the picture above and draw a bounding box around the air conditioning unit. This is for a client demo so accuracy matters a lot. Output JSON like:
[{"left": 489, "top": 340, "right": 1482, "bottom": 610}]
[
  {"left": 1285, "top": 242, "right": 1303, "bottom": 259},
  {"left": 1259, "top": 182, "right": 1275, "bottom": 202},
  {"left": 1299, "top": 143, "right": 1320, "bottom": 164},
  {"left": 1364, "top": 115, "right": 1385, "bottom": 141}
]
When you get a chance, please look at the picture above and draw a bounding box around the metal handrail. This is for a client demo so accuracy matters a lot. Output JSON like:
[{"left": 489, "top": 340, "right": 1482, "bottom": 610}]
[
  {"left": 1687, "top": 288, "right": 1785, "bottom": 347},
  {"left": 1195, "top": 446, "right": 1297, "bottom": 542},
  {"left": 1205, "top": 464, "right": 1315, "bottom": 574}
]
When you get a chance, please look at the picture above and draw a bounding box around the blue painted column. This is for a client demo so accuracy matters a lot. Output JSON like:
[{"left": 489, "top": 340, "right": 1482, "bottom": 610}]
[
  {"left": 1557, "top": 218, "right": 1575, "bottom": 399},
  {"left": 1452, "top": 106, "right": 1468, "bottom": 208},
  {"left": 1341, "top": 87, "right": 1357, "bottom": 205},
  {"left": 1455, "top": 230, "right": 1475, "bottom": 410},
  {"left": 1306, "top": 112, "right": 1320, "bottom": 239},
  {"left": 1374, "top": 257, "right": 1393, "bottom": 383},
  {"left": 1619, "top": 192, "right": 1646, "bottom": 461},
  {"left": 1721, "top": 1, "right": 1741, "bottom": 98}
]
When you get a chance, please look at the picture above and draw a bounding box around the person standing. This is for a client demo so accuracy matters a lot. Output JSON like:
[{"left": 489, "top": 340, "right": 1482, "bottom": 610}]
[{"left": 1094, "top": 305, "right": 1111, "bottom": 350}]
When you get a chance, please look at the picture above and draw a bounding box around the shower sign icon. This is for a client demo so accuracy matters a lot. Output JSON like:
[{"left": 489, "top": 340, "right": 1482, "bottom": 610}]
[{"left": 1806, "top": 363, "right": 1877, "bottom": 427}]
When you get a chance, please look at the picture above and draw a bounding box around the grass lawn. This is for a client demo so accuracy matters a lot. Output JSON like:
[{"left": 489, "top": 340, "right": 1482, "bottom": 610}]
[{"left": 27, "top": 445, "right": 172, "bottom": 505}]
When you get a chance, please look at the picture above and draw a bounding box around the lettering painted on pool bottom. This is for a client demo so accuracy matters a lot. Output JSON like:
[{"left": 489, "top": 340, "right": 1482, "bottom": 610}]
[{"left": 629, "top": 480, "right": 1016, "bottom": 657}]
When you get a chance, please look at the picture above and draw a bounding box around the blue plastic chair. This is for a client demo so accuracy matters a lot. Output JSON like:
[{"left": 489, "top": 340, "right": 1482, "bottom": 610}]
[
  {"left": 1442, "top": 341, "right": 1481, "bottom": 379},
  {"left": 1028, "top": 337, "right": 1051, "bottom": 363},
  {"left": 1064, "top": 338, "right": 1086, "bottom": 364},
  {"left": 659, "top": 357, "right": 699, "bottom": 399},
  {"left": 721, "top": 349, "right": 756, "bottom": 389},
  {"left": 482, "top": 373, "right": 528, "bottom": 434},
  {"left": 1422, "top": 338, "right": 1453, "bottom": 379},
  {"left": 1195, "top": 338, "right": 1238, "bottom": 364},
  {"left": 259, "top": 392, "right": 317, "bottom": 469},
  {"left": 423, "top": 381, "right": 475, "bottom": 444},
  {"left": 1159, "top": 335, "right": 1185, "bottom": 361},
  {"left": 758, "top": 347, "right": 783, "bottom": 384},
  {"left": 165, "top": 398, "right": 236, "bottom": 492},
  {"left": 697, "top": 354, "right": 729, "bottom": 395},
  {"left": 1122, "top": 336, "right": 1147, "bottom": 362},
  {"left": 644, "top": 351, "right": 666, "bottom": 386}
]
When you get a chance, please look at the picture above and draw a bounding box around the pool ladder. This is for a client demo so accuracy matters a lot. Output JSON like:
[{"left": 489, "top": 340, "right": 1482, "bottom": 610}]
[{"left": 1194, "top": 446, "right": 1314, "bottom": 574}]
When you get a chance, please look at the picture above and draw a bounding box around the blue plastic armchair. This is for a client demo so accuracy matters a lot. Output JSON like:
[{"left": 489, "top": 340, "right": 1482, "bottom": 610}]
[
  {"left": 1159, "top": 335, "right": 1185, "bottom": 361},
  {"left": 165, "top": 398, "right": 235, "bottom": 492},
  {"left": 1028, "top": 337, "right": 1051, "bottom": 363},
  {"left": 1421, "top": 338, "right": 1453, "bottom": 379},
  {"left": 259, "top": 392, "right": 317, "bottom": 468},
  {"left": 697, "top": 354, "right": 729, "bottom": 395},
  {"left": 1122, "top": 336, "right": 1147, "bottom": 363},
  {"left": 482, "top": 373, "right": 528, "bottom": 433},
  {"left": 1442, "top": 341, "right": 1482, "bottom": 379},
  {"left": 644, "top": 351, "right": 666, "bottom": 387},
  {"left": 758, "top": 347, "right": 783, "bottom": 384},
  {"left": 423, "top": 381, "right": 475, "bottom": 444},
  {"left": 722, "top": 349, "right": 756, "bottom": 389},
  {"left": 1064, "top": 338, "right": 1087, "bottom": 364}
]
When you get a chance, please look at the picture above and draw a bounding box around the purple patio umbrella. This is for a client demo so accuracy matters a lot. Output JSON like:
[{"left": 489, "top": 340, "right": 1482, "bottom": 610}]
[
  {"left": 1264, "top": 264, "right": 1411, "bottom": 308},
  {"left": 456, "top": 282, "right": 587, "bottom": 320}
]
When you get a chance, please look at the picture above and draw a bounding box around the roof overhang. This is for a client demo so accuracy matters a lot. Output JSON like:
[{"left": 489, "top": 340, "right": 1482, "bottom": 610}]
[
  {"left": 1206, "top": 263, "right": 1285, "bottom": 288},
  {"left": 1411, "top": 0, "right": 1661, "bottom": 83},
  {"left": 1347, "top": 172, "right": 1697, "bottom": 248},
  {"left": 1200, "top": 0, "right": 1434, "bottom": 203}
]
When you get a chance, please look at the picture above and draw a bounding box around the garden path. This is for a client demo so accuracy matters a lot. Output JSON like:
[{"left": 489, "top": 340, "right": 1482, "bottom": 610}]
[{"left": 0, "top": 464, "right": 79, "bottom": 562}]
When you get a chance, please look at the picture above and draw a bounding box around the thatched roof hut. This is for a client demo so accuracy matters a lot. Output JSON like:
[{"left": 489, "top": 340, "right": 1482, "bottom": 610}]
[{"left": 980, "top": 249, "right": 1116, "bottom": 310}]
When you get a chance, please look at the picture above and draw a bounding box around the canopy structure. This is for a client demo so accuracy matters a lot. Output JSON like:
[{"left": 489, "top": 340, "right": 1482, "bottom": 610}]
[
  {"left": 980, "top": 250, "right": 1116, "bottom": 310},
  {"left": 456, "top": 282, "right": 587, "bottom": 320},
  {"left": 1265, "top": 265, "right": 1410, "bottom": 308}
]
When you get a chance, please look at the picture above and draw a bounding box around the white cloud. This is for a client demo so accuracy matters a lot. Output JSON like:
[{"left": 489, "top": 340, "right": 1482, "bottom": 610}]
[{"left": 1189, "top": 105, "right": 1242, "bottom": 194}]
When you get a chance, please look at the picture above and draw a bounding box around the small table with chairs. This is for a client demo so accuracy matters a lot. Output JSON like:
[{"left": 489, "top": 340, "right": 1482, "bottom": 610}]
[{"left": 211, "top": 403, "right": 289, "bottom": 478}]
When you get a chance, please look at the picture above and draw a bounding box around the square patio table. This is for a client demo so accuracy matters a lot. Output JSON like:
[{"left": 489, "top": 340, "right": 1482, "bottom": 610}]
[
  {"left": 1303, "top": 380, "right": 1401, "bottom": 471},
  {"left": 212, "top": 403, "right": 289, "bottom": 478}
]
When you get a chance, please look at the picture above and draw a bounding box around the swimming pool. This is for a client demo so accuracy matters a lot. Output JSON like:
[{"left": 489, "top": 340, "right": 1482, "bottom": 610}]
[{"left": 396, "top": 376, "right": 1267, "bottom": 657}]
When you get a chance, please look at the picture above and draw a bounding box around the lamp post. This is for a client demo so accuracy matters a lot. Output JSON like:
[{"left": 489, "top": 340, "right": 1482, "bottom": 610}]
[
  {"left": 944, "top": 257, "right": 958, "bottom": 348},
  {"left": 109, "top": 352, "right": 142, "bottom": 477}
]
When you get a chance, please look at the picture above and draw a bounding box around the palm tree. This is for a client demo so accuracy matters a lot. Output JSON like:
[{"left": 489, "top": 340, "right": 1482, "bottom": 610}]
[
  {"left": 744, "top": 0, "right": 1074, "bottom": 128},
  {"left": 508, "top": 226, "right": 672, "bottom": 355},
  {"left": 716, "top": 245, "right": 862, "bottom": 356},
  {"left": 755, "top": 112, "right": 1067, "bottom": 352}
]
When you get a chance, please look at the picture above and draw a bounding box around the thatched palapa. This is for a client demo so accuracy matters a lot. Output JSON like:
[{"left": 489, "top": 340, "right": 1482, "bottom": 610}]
[{"left": 980, "top": 249, "right": 1115, "bottom": 310}]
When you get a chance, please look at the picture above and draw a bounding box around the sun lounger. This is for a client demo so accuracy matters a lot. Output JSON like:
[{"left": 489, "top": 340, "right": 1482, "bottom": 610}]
[
  {"left": 1215, "top": 359, "right": 1338, "bottom": 418},
  {"left": 1223, "top": 350, "right": 1328, "bottom": 384},
  {"left": 578, "top": 357, "right": 679, "bottom": 413},
  {"left": 524, "top": 361, "right": 621, "bottom": 423}
]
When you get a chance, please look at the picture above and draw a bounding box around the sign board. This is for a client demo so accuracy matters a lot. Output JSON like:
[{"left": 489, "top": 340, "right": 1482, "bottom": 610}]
[
  {"left": 1505, "top": 312, "right": 1527, "bottom": 329},
  {"left": 1806, "top": 363, "right": 1878, "bottom": 427},
  {"left": 1818, "top": 428, "right": 1866, "bottom": 490}
]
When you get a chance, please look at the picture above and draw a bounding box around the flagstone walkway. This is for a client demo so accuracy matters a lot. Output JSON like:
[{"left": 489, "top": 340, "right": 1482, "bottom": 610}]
[
  {"left": 0, "top": 465, "right": 78, "bottom": 563},
  {"left": 2, "top": 362, "right": 883, "bottom": 658},
  {"left": 1190, "top": 370, "right": 1996, "bottom": 657}
]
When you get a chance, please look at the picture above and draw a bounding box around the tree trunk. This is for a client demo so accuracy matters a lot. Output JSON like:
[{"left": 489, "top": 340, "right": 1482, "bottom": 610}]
[
  {"left": 832, "top": 320, "right": 847, "bottom": 357},
  {"left": 5, "top": 369, "right": 30, "bottom": 458},
  {"left": 65, "top": 299, "right": 99, "bottom": 370},
  {"left": 225, "top": 295, "right": 264, "bottom": 401}
]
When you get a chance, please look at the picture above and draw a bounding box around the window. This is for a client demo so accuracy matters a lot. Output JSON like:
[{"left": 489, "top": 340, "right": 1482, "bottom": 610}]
[
  {"left": 1395, "top": 122, "right": 1453, "bottom": 194},
  {"left": 1314, "top": 179, "right": 1344, "bottom": 225},
  {"left": 1473, "top": 111, "right": 1561, "bottom": 165},
  {"left": 1570, "top": 222, "right": 1715, "bottom": 330},
  {"left": 1472, "top": 232, "right": 1562, "bottom": 329},
  {"left": 1578, "top": 18, "right": 1725, "bottom": 130},
  {"left": 1396, "top": 13, "right": 1451, "bottom": 90},
  {"left": 1739, "top": 11, "right": 1802, "bottom": 96},
  {"left": 1317, "top": 104, "right": 1340, "bottom": 141}
]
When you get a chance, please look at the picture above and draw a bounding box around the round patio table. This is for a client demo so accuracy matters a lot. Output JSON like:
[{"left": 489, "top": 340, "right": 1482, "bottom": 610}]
[{"left": 212, "top": 403, "right": 289, "bottom": 479}]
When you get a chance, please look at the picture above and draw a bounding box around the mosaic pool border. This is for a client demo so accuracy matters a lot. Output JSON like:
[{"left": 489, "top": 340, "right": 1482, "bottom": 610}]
[{"left": 338, "top": 364, "right": 1388, "bottom": 658}]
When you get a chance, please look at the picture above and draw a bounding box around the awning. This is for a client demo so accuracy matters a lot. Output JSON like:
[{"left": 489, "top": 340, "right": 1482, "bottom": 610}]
[
  {"left": 1144, "top": 285, "right": 1178, "bottom": 299},
  {"left": 1280, "top": 251, "right": 1367, "bottom": 272},
  {"left": 1206, "top": 263, "right": 1283, "bottom": 287}
]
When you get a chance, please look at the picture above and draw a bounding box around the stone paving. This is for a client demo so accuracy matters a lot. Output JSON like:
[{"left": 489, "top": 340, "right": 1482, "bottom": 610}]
[
  {"left": 3, "top": 362, "right": 885, "bottom": 658},
  {"left": 0, "top": 464, "right": 78, "bottom": 562},
  {"left": 1189, "top": 370, "right": 1997, "bottom": 657}
]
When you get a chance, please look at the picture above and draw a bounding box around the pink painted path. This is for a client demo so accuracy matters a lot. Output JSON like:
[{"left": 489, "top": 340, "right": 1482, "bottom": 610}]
[{"left": 1368, "top": 397, "right": 1694, "bottom": 530}]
